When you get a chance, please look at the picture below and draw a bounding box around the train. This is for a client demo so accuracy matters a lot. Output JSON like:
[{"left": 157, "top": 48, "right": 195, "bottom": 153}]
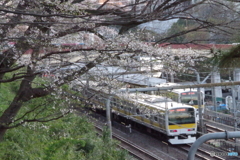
[
  {"left": 118, "top": 81, "right": 205, "bottom": 119},
  {"left": 77, "top": 82, "right": 198, "bottom": 144},
  {"left": 152, "top": 83, "right": 205, "bottom": 120}
]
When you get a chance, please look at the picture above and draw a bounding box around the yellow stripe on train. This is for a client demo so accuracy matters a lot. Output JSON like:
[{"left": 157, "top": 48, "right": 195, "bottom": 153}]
[
  {"left": 192, "top": 105, "right": 204, "bottom": 109},
  {"left": 168, "top": 123, "right": 196, "bottom": 129}
]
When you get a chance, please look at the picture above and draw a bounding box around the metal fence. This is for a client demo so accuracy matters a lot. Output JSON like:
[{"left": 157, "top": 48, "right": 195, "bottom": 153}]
[{"left": 204, "top": 109, "right": 236, "bottom": 127}]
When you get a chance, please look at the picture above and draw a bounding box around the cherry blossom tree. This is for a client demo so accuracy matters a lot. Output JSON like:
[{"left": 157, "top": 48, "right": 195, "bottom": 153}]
[
  {"left": 0, "top": 0, "right": 239, "bottom": 140},
  {"left": 211, "top": 44, "right": 240, "bottom": 68}
]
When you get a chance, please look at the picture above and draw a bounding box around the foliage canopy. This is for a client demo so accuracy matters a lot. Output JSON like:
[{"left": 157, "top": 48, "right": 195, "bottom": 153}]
[{"left": 0, "top": 0, "right": 240, "bottom": 141}]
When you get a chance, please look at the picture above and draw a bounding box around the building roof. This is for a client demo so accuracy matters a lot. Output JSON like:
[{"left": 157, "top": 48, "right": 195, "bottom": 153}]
[{"left": 92, "top": 66, "right": 166, "bottom": 87}]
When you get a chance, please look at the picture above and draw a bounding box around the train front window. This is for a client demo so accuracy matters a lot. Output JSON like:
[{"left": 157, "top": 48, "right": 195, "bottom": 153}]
[
  {"left": 180, "top": 92, "right": 202, "bottom": 105},
  {"left": 168, "top": 108, "right": 195, "bottom": 125}
]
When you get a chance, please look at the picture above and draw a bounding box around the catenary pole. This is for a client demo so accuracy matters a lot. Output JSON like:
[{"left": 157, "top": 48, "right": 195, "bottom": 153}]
[{"left": 106, "top": 96, "right": 112, "bottom": 139}]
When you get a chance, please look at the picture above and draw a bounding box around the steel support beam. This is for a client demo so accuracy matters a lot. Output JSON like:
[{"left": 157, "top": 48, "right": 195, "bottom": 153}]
[{"left": 118, "top": 81, "right": 240, "bottom": 93}]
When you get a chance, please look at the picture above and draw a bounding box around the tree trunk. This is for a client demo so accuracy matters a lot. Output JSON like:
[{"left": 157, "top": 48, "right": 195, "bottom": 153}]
[
  {"left": 0, "top": 65, "right": 52, "bottom": 141},
  {"left": 0, "top": 127, "right": 7, "bottom": 142},
  {"left": 0, "top": 67, "right": 33, "bottom": 141},
  {"left": 0, "top": 99, "right": 23, "bottom": 141}
]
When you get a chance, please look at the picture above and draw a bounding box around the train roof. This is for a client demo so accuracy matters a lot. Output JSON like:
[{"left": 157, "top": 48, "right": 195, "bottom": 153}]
[
  {"left": 122, "top": 92, "right": 195, "bottom": 111},
  {"left": 75, "top": 80, "right": 195, "bottom": 112}
]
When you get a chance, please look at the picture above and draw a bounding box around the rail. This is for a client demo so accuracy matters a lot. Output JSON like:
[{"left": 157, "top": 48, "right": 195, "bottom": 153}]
[
  {"left": 187, "top": 131, "right": 240, "bottom": 160},
  {"left": 94, "top": 124, "right": 162, "bottom": 160},
  {"left": 179, "top": 144, "right": 224, "bottom": 160},
  {"left": 205, "top": 124, "right": 240, "bottom": 156}
]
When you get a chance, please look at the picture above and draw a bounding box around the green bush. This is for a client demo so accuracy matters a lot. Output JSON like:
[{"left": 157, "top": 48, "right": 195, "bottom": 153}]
[
  {"left": 0, "top": 73, "right": 131, "bottom": 160},
  {"left": 0, "top": 114, "right": 131, "bottom": 160}
]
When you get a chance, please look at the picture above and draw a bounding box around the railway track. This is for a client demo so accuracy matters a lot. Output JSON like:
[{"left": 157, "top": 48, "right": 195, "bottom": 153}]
[
  {"left": 203, "top": 123, "right": 240, "bottom": 159},
  {"left": 178, "top": 144, "right": 225, "bottom": 160},
  {"left": 94, "top": 125, "right": 162, "bottom": 160},
  {"left": 84, "top": 110, "right": 181, "bottom": 160},
  {"left": 69, "top": 91, "right": 238, "bottom": 160},
  {"left": 91, "top": 112, "right": 223, "bottom": 160},
  {"left": 74, "top": 107, "right": 161, "bottom": 159},
  {"left": 76, "top": 108, "right": 229, "bottom": 160},
  {"left": 76, "top": 106, "right": 224, "bottom": 160},
  {"left": 205, "top": 124, "right": 225, "bottom": 133},
  {"left": 205, "top": 124, "right": 237, "bottom": 143}
]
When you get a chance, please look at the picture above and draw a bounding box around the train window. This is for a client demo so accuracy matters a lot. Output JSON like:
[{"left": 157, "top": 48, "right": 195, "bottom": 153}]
[
  {"left": 154, "top": 116, "right": 158, "bottom": 121},
  {"left": 113, "top": 98, "right": 116, "bottom": 106},
  {"left": 117, "top": 102, "right": 123, "bottom": 107},
  {"left": 116, "top": 103, "right": 120, "bottom": 107},
  {"left": 145, "top": 114, "right": 149, "bottom": 119},
  {"left": 136, "top": 108, "right": 140, "bottom": 114},
  {"left": 110, "top": 101, "right": 113, "bottom": 105},
  {"left": 129, "top": 107, "right": 133, "bottom": 112},
  {"left": 169, "top": 108, "right": 195, "bottom": 124}
]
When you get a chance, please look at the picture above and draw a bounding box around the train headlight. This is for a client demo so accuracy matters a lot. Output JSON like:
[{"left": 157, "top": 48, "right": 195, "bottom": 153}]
[
  {"left": 187, "top": 128, "right": 195, "bottom": 131},
  {"left": 170, "top": 130, "right": 178, "bottom": 132}
]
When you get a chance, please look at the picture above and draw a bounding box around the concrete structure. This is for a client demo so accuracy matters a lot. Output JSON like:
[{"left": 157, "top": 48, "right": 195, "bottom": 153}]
[
  {"left": 234, "top": 68, "right": 240, "bottom": 101},
  {"left": 211, "top": 71, "right": 223, "bottom": 103}
]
